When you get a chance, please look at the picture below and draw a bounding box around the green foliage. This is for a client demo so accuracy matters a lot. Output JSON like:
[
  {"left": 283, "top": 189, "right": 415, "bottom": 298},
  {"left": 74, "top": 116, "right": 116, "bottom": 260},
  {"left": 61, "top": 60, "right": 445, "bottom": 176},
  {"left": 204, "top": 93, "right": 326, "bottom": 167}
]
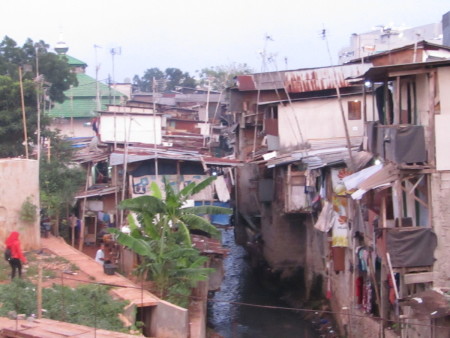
[
  {"left": 0, "top": 36, "right": 77, "bottom": 157},
  {"left": 0, "top": 279, "right": 37, "bottom": 315},
  {"left": 0, "top": 258, "right": 11, "bottom": 281},
  {"left": 0, "top": 280, "right": 127, "bottom": 332},
  {"left": 133, "top": 67, "right": 197, "bottom": 92},
  {"left": 197, "top": 62, "right": 254, "bottom": 90},
  {"left": 19, "top": 196, "right": 38, "bottom": 223},
  {"left": 43, "top": 284, "right": 127, "bottom": 330},
  {"left": 40, "top": 134, "right": 84, "bottom": 221},
  {"left": 112, "top": 176, "right": 231, "bottom": 307}
]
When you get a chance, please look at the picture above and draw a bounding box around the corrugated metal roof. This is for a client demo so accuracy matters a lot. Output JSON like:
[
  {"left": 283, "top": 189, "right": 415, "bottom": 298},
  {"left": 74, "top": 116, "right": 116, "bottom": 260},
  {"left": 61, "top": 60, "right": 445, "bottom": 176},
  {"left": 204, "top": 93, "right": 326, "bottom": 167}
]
[
  {"left": 284, "top": 64, "right": 372, "bottom": 93},
  {"left": 363, "top": 59, "right": 450, "bottom": 82},
  {"left": 192, "top": 234, "right": 228, "bottom": 255},
  {"left": 110, "top": 148, "right": 241, "bottom": 167},
  {"left": 110, "top": 149, "right": 203, "bottom": 166},
  {"left": 235, "top": 75, "right": 257, "bottom": 91},
  {"left": 265, "top": 137, "right": 363, "bottom": 169},
  {"left": 235, "top": 64, "right": 372, "bottom": 93},
  {"left": 0, "top": 317, "right": 142, "bottom": 338},
  {"left": 345, "top": 40, "right": 450, "bottom": 65},
  {"left": 75, "top": 185, "right": 120, "bottom": 199}
]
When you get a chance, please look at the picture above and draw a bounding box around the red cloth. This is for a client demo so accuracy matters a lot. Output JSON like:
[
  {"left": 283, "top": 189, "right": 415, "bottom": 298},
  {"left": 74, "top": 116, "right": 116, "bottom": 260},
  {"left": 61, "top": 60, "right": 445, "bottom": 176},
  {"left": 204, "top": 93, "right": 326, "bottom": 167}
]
[
  {"left": 355, "top": 277, "right": 363, "bottom": 304},
  {"left": 5, "top": 231, "right": 27, "bottom": 263}
]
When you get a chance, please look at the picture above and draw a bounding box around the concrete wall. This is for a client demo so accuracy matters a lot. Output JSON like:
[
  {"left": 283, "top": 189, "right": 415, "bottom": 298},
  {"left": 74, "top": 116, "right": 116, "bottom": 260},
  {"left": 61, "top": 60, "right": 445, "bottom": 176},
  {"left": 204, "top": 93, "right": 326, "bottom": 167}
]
[
  {"left": 438, "top": 67, "right": 450, "bottom": 115},
  {"left": 430, "top": 172, "right": 450, "bottom": 286},
  {"left": 236, "top": 164, "right": 260, "bottom": 216},
  {"left": 50, "top": 118, "right": 96, "bottom": 138},
  {"left": 278, "top": 95, "right": 373, "bottom": 149},
  {"left": 150, "top": 299, "right": 189, "bottom": 338},
  {"left": 0, "top": 159, "right": 40, "bottom": 250},
  {"left": 261, "top": 201, "right": 307, "bottom": 269}
]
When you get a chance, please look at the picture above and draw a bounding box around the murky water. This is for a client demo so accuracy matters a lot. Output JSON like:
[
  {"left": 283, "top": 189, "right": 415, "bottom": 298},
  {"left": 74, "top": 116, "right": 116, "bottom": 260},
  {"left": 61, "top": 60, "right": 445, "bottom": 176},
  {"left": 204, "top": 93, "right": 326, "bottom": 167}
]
[{"left": 207, "top": 228, "right": 318, "bottom": 338}]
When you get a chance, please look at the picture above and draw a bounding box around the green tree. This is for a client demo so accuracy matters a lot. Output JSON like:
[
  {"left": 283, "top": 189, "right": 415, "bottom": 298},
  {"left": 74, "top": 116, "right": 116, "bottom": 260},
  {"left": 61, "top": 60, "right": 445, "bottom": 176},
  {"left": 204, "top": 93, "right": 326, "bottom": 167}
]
[
  {"left": 110, "top": 176, "right": 231, "bottom": 306},
  {"left": 133, "top": 67, "right": 197, "bottom": 92},
  {"left": 40, "top": 131, "right": 84, "bottom": 236},
  {"left": 0, "top": 36, "right": 77, "bottom": 158},
  {"left": 197, "top": 62, "right": 254, "bottom": 91}
]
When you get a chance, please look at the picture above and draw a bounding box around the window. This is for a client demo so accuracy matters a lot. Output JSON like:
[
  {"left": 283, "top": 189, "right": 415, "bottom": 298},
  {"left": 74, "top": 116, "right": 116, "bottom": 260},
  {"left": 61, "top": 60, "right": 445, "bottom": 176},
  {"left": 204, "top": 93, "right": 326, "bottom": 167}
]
[{"left": 348, "top": 100, "right": 362, "bottom": 120}]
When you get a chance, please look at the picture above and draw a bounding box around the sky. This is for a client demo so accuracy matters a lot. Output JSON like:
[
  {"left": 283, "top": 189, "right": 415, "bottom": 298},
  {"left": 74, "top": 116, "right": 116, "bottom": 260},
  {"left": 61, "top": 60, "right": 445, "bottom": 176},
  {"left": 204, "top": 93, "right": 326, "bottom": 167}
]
[{"left": 1, "top": 0, "right": 449, "bottom": 84}]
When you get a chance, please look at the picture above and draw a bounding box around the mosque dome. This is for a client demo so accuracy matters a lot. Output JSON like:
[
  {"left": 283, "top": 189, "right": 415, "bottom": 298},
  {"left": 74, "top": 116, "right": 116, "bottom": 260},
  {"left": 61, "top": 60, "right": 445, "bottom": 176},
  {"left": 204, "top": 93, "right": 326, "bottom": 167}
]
[{"left": 54, "top": 41, "right": 69, "bottom": 54}]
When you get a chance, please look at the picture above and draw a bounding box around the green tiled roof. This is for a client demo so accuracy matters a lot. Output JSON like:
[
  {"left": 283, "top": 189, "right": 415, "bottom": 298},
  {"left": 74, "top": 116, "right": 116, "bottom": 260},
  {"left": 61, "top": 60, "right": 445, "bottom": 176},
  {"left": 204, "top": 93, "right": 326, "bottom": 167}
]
[
  {"left": 48, "top": 73, "right": 125, "bottom": 118},
  {"left": 62, "top": 55, "right": 87, "bottom": 67},
  {"left": 48, "top": 97, "right": 116, "bottom": 118},
  {"left": 67, "top": 73, "right": 122, "bottom": 97}
]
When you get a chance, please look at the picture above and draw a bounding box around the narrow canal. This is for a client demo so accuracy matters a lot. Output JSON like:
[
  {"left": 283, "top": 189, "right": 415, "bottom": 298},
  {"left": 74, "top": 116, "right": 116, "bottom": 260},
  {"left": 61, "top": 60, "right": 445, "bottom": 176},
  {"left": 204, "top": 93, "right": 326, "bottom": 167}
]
[{"left": 207, "top": 228, "right": 319, "bottom": 338}]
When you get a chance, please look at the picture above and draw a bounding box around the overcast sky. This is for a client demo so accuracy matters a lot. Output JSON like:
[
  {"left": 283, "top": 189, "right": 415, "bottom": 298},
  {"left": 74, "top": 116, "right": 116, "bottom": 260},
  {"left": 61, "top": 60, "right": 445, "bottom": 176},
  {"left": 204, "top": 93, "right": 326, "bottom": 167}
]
[{"left": 2, "top": 0, "right": 449, "bottom": 83}]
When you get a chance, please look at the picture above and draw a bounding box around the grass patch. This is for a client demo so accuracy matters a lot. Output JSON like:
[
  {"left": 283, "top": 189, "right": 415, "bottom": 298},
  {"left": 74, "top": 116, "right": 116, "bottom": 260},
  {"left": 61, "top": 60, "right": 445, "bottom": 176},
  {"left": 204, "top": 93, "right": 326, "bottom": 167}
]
[
  {"left": 0, "top": 279, "right": 128, "bottom": 332},
  {"left": 25, "top": 265, "right": 38, "bottom": 277}
]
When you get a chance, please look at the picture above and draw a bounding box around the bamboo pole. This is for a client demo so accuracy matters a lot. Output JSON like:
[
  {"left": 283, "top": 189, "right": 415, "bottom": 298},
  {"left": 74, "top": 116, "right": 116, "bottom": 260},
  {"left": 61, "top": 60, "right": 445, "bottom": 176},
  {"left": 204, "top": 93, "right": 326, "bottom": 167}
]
[
  {"left": 79, "top": 163, "right": 91, "bottom": 251},
  {"left": 37, "top": 264, "right": 42, "bottom": 319},
  {"left": 18, "top": 67, "right": 29, "bottom": 159}
]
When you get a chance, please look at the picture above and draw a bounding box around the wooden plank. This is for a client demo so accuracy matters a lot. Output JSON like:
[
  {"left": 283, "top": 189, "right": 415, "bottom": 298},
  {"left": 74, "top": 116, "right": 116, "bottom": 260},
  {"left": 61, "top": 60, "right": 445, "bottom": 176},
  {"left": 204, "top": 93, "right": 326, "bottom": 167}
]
[
  {"left": 404, "top": 272, "right": 434, "bottom": 285},
  {"left": 388, "top": 68, "right": 431, "bottom": 77}
]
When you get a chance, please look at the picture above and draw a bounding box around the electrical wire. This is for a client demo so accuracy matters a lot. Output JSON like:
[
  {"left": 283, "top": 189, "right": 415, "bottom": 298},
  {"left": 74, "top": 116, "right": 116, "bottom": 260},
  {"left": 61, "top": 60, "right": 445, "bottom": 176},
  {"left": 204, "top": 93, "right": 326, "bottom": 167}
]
[{"left": 45, "top": 274, "right": 450, "bottom": 331}]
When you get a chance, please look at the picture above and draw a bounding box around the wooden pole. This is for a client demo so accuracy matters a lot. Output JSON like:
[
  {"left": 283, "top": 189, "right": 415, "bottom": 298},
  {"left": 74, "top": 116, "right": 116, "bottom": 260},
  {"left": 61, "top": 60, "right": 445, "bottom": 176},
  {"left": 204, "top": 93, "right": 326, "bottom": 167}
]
[
  {"left": 78, "top": 163, "right": 91, "bottom": 251},
  {"left": 19, "top": 67, "right": 29, "bottom": 159},
  {"left": 37, "top": 264, "right": 42, "bottom": 319}
]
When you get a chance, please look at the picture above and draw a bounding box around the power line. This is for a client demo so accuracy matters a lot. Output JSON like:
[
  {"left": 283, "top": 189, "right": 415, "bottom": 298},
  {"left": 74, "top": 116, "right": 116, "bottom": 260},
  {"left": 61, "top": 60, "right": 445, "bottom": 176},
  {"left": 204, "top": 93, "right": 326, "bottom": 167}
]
[{"left": 30, "top": 275, "right": 450, "bottom": 331}]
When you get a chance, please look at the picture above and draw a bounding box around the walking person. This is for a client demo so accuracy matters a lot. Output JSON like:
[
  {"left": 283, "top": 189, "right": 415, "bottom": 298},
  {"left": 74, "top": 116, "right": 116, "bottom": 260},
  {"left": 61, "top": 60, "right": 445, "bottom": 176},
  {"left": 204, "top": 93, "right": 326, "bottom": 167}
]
[{"left": 5, "top": 231, "right": 27, "bottom": 279}]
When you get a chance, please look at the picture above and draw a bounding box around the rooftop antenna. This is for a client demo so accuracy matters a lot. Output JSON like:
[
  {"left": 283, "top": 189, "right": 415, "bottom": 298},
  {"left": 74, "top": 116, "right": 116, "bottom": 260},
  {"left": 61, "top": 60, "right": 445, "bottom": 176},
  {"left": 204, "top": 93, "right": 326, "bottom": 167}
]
[
  {"left": 94, "top": 44, "right": 102, "bottom": 111},
  {"left": 322, "top": 26, "right": 355, "bottom": 170},
  {"left": 252, "top": 34, "right": 273, "bottom": 158},
  {"left": 110, "top": 47, "right": 121, "bottom": 105}
]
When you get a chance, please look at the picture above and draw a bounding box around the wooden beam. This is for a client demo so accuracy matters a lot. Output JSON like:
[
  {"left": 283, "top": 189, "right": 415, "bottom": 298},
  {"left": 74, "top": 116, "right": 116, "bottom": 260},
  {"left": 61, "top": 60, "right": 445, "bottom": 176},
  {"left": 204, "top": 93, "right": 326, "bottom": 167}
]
[
  {"left": 393, "top": 76, "right": 401, "bottom": 124},
  {"left": 428, "top": 71, "right": 436, "bottom": 166},
  {"left": 399, "top": 185, "right": 428, "bottom": 208},
  {"left": 388, "top": 68, "right": 431, "bottom": 77},
  {"left": 404, "top": 272, "right": 434, "bottom": 285}
]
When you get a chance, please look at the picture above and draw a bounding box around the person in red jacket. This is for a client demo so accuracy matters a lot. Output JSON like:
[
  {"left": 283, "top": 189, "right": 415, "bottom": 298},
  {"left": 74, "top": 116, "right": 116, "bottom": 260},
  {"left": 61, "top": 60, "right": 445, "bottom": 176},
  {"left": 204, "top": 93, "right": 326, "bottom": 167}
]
[{"left": 5, "top": 231, "right": 27, "bottom": 279}]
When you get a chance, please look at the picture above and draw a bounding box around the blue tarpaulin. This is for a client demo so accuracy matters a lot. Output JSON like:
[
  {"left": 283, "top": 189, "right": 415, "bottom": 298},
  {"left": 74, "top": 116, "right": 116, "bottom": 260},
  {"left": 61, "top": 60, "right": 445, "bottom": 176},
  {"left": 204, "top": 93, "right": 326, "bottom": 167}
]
[{"left": 195, "top": 201, "right": 231, "bottom": 226}]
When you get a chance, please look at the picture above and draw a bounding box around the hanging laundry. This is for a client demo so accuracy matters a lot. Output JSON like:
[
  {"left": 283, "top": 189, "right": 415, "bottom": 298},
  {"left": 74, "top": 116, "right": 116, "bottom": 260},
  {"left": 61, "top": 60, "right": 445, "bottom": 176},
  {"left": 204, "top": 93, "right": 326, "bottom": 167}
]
[
  {"left": 331, "top": 168, "right": 352, "bottom": 196},
  {"left": 331, "top": 196, "right": 349, "bottom": 247},
  {"left": 314, "top": 200, "right": 335, "bottom": 232},
  {"left": 355, "top": 276, "right": 364, "bottom": 304},
  {"left": 362, "top": 280, "right": 373, "bottom": 314}
]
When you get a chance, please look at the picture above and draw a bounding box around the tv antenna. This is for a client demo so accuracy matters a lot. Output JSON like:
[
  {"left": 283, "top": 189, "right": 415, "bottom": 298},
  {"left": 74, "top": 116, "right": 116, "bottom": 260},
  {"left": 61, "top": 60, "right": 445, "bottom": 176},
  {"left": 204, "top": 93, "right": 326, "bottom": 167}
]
[{"left": 110, "top": 47, "right": 121, "bottom": 104}]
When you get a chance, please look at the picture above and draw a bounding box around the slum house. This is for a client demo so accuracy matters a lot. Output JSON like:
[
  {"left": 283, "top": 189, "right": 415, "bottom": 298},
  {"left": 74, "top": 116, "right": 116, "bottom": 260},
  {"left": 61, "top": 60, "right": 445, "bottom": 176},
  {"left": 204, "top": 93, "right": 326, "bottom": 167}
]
[
  {"left": 326, "top": 59, "right": 450, "bottom": 338},
  {"left": 338, "top": 21, "right": 444, "bottom": 65},
  {"left": 344, "top": 40, "right": 450, "bottom": 67},
  {"left": 69, "top": 102, "right": 236, "bottom": 337},
  {"left": 228, "top": 63, "right": 373, "bottom": 301},
  {"left": 129, "top": 90, "right": 233, "bottom": 157},
  {"left": 132, "top": 88, "right": 226, "bottom": 123},
  {"left": 101, "top": 104, "right": 237, "bottom": 338}
]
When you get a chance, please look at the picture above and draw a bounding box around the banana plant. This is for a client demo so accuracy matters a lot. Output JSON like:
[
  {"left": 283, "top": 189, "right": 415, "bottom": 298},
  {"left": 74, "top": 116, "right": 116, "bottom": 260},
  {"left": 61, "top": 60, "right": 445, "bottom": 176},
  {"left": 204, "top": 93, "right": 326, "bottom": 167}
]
[{"left": 110, "top": 175, "right": 232, "bottom": 307}]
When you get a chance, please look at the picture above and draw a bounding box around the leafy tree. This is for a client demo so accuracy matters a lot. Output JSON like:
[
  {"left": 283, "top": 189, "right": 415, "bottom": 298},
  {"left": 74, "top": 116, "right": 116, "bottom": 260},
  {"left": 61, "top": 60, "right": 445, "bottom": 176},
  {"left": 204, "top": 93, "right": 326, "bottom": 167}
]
[
  {"left": 40, "top": 130, "right": 84, "bottom": 236},
  {"left": 110, "top": 176, "right": 231, "bottom": 307},
  {"left": 0, "top": 35, "right": 77, "bottom": 158},
  {"left": 197, "top": 62, "right": 254, "bottom": 91},
  {"left": 133, "top": 67, "right": 197, "bottom": 92}
]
